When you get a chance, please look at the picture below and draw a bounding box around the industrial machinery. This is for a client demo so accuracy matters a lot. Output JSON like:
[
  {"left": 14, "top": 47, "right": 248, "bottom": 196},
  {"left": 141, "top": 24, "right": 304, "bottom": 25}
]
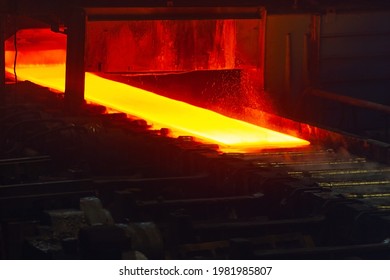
[{"left": 0, "top": 0, "right": 390, "bottom": 259}]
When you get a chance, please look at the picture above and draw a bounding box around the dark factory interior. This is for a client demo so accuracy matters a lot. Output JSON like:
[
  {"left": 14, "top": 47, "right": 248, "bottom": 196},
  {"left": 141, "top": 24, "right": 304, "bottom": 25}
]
[{"left": 0, "top": 0, "right": 390, "bottom": 260}]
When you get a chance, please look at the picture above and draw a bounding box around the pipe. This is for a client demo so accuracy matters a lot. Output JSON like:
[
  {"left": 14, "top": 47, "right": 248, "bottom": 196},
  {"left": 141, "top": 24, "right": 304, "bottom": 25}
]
[{"left": 309, "top": 89, "right": 390, "bottom": 115}]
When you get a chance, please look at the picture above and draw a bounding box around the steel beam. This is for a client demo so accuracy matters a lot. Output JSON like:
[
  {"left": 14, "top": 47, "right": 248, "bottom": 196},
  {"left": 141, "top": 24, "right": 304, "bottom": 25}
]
[{"left": 64, "top": 8, "right": 86, "bottom": 114}]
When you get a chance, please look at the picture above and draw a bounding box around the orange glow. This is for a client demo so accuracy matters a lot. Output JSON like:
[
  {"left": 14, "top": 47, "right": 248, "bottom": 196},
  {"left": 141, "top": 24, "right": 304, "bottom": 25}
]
[{"left": 5, "top": 29, "right": 309, "bottom": 152}]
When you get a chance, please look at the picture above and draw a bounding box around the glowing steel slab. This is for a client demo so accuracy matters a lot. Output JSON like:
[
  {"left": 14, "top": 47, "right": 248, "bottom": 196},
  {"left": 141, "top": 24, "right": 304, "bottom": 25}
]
[
  {"left": 5, "top": 28, "right": 309, "bottom": 152},
  {"left": 6, "top": 64, "right": 309, "bottom": 151}
]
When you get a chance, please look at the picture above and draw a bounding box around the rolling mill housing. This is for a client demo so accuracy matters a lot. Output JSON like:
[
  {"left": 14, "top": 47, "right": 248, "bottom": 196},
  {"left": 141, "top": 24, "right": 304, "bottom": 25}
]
[{"left": 0, "top": 0, "right": 390, "bottom": 260}]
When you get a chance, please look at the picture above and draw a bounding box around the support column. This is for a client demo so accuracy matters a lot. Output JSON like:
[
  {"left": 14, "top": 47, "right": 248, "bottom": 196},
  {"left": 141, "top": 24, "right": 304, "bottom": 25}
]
[
  {"left": 0, "top": 15, "right": 5, "bottom": 105},
  {"left": 284, "top": 33, "right": 292, "bottom": 95},
  {"left": 64, "top": 8, "right": 86, "bottom": 114}
]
